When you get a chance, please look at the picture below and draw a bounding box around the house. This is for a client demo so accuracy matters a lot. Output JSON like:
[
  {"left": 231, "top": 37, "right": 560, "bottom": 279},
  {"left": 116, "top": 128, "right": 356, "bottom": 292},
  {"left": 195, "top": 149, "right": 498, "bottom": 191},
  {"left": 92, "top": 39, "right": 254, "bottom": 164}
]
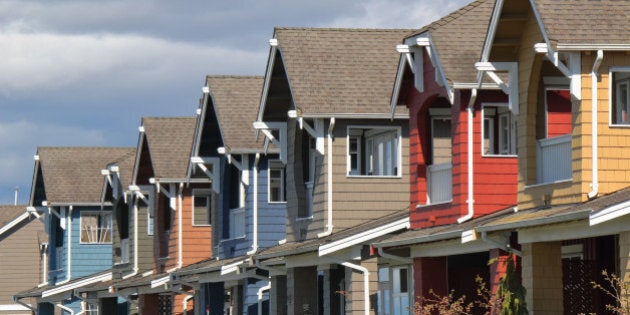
[
  {"left": 73, "top": 148, "right": 139, "bottom": 314},
  {"left": 14, "top": 146, "right": 135, "bottom": 314},
  {"left": 110, "top": 116, "right": 208, "bottom": 315},
  {"left": 473, "top": 0, "right": 630, "bottom": 313},
  {"left": 0, "top": 205, "right": 44, "bottom": 314},
  {"left": 253, "top": 28, "right": 412, "bottom": 314},
  {"left": 174, "top": 75, "right": 287, "bottom": 314},
  {"left": 372, "top": 0, "right": 521, "bottom": 311}
]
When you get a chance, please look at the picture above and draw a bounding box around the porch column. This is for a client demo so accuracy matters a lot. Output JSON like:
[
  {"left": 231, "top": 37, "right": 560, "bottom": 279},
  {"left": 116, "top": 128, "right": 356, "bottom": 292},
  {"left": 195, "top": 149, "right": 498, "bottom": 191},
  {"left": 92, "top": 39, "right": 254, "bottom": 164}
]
[
  {"left": 288, "top": 266, "right": 318, "bottom": 315},
  {"left": 522, "top": 242, "right": 563, "bottom": 314},
  {"left": 413, "top": 257, "right": 447, "bottom": 306},
  {"left": 344, "top": 257, "right": 378, "bottom": 314},
  {"left": 619, "top": 231, "right": 630, "bottom": 283},
  {"left": 270, "top": 275, "right": 288, "bottom": 315}
]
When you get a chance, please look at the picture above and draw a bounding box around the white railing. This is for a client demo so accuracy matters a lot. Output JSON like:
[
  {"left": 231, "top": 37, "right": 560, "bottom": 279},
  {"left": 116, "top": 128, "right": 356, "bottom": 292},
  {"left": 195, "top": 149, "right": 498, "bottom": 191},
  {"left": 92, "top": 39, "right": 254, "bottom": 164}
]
[
  {"left": 120, "top": 238, "right": 130, "bottom": 264},
  {"left": 55, "top": 246, "right": 64, "bottom": 271},
  {"left": 229, "top": 207, "right": 246, "bottom": 239},
  {"left": 537, "top": 134, "right": 572, "bottom": 184},
  {"left": 427, "top": 163, "right": 452, "bottom": 204}
]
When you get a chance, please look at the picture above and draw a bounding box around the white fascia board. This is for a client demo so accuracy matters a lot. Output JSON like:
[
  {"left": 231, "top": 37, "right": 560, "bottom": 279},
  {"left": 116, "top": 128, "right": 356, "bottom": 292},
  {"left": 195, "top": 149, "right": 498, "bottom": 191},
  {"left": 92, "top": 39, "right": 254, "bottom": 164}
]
[
  {"left": 318, "top": 217, "right": 409, "bottom": 256},
  {"left": 150, "top": 276, "right": 171, "bottom": 289},
  {"left": 0, "top": 212, "right": 29, "bottom": 236},
  {"left": 390, "top": 53, "right": 410, "bottom": 119},
  {"left": 557, "top": 44, "right": 630, "bottom": 51},
  {"left": 0, "top": 304, "right": 31, "bottom": 311},
  {"left": 528, "top": 0, "right": 551, "bottom": 47},
  {"left": 300, "top": 113, "right": 409, "bottom": 120},
  {"left": 42, "top": 272, "right": 112, "bottom": 298},
  {"left": 256, "top": 42, "right": 279, "bottom": 124},
  {"left": 480, "top": 0, "right": 505, "bottom": 62},
  {"left": 590, "top": 200, "right": 630, "bottom": 226},
  {"left": 453, "top": 82, "right": 501, "bottom": 90},
  {"left": 220, "top": 260, "right": 246, "bottom": 275},
  {"left": 411, "top": 238, "right": 494, "bottom": 257}
]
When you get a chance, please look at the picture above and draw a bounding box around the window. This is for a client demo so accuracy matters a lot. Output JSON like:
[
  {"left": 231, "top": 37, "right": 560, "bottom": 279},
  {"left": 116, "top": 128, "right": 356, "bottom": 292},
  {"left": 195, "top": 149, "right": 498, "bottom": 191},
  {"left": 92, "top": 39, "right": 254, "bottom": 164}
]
[
  {"left": 431, "top": 117, "right": 451, "bottom": 164},
  {"left": 482, "top": 104, "right": 516, "bottom": 155},
  {"left": 192, "top": 189, "right": 213, "bottom": 226},
  {"left": 347, "top": 127, "right": 400, "bottom": 176},
  {"left": 611, "top": 69, "right": 630, "bottom": 125},
  {"left": 269, "top": 160, "right": 286, "bottom": 202},
  {"left": 84, "top": 302, "right": 98, "bottom": 315},
  {"left": 80, "top": 212, "right": 112, "bottom": 244}
]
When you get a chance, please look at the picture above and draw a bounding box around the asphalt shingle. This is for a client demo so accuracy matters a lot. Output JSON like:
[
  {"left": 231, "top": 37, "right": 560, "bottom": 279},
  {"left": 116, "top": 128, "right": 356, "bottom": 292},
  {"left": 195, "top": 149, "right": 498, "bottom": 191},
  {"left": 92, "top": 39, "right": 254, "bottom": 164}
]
[{"left": 142, "top": 117, "right": 197, "bottom": 180}]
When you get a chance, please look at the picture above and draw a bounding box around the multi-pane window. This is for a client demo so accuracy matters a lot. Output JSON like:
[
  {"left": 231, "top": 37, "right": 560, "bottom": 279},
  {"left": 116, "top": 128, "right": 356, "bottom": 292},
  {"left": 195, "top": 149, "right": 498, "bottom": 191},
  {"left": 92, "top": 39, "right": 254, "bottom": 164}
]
[
  {"left": 611, "top": 70, "right": 630, "bottom": 125},
  {"left": 84, "top": 303, "right": 98, "bottom": 315},
  {"left": 80, "top": 212, "right": 112, "bottom": 244},
  {"left": 378, "top": 266, "right": 410, "bottom": 315},
  {"left": 269, "top": 160, "right": 286, "bottom": 203},
  {"left": 193, "top": 189, "right": 213, "bottom": 226},
  {"left": 482, "top": 105, "right": 516, "bottom": 155},
  {"left": 347, "top": 127, "right": 400, "bottom": 176}
]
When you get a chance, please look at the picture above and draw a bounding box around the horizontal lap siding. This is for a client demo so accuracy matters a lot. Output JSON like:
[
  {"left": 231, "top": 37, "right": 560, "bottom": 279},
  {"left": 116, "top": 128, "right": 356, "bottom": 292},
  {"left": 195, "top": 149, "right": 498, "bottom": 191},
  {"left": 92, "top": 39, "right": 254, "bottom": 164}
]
[
  {"left": 256, "top": 157, "right": 286, "bottom": 249},
  {"left": 72, "top": 208, "right": 112, "bottom": 278},
  {"left": 329, "top": 119, "right": 410, "bottom": 232},
  {"left": 136, "top": 202, "right": 154, "bottom": 272},
  {"left": 181, "top": 185, "right": 212, "bottom": 267},
  {"left": 0, "top": 218, "right": 43, "bottom": 305}
]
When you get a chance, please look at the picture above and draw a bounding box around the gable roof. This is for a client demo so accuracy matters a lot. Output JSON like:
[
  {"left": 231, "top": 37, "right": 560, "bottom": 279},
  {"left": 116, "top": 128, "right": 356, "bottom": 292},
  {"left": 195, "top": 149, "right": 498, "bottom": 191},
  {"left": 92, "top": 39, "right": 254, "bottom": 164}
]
[
  {"left": 408, "top": 0, "right": 495, "bottom": 84},
  {"left": 206, "top": 76, "right": 264, "bottom": 152},
  {"left": 268, "top": 28, "right": 412, "bottom": 116},
  {"left": 534, "top": 0, "right": 630, "bottom": 47},
  {"left": 35, "top": 147, "right": 136, "bottom": 205},
  {"left": 142, "top": 117, "right": 197, "bottom": 180}
]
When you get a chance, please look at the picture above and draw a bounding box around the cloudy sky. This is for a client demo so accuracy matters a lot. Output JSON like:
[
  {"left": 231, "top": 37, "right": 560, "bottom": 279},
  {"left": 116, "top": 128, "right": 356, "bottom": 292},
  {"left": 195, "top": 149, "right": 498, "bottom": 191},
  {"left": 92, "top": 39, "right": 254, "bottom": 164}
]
[{"left": 0, "top": 0, "right": 470, "bottom": 204}]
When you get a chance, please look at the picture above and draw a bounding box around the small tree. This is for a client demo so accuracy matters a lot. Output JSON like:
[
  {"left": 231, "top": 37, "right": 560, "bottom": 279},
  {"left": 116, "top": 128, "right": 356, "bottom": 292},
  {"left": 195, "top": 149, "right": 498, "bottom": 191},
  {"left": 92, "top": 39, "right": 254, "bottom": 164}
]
[
  {"left": 591, "top": 270, "right": 630, "bottom": 314},
  {"left": 495, "top": 253, "right": 527, "bottom": 315}
]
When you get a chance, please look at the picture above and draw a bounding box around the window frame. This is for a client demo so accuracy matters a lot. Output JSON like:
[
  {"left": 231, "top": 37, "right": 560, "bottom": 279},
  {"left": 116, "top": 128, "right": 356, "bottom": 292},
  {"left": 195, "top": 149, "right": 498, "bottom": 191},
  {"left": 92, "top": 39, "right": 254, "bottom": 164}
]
[
  {"left": 378, "top": 265, "right": 412, "bottom": 315},
  {"left": 609, "top": 67, "right": 630, "bottom": 127},
  {"left": 481, "top": 103, "right": 517, "bottom": 157},
  {"left": 346, "top": 125, "right": 402, "bottom": 178},
  {"left": 192, "top": 189, "right": 213, "bottom": 227},
  {"left": 79, "top": 211, "right": 113, "bottom": 245},
  {"left": 268, "top": 160, "right": 287, "bottom": 203}
]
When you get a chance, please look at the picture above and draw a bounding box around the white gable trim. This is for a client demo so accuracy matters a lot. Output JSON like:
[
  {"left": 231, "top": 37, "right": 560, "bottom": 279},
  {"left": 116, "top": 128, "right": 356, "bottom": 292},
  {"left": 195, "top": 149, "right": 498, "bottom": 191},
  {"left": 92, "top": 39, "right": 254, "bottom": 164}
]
[
  {"left": 318, "top": 217, "right": 409, "bottom": 256},
  {"left": 475, "top": 62, "right": 519, "bottom": 114},
  {"left": 0, "top": 211, "right": 29, "bottom": 236},
  {"left": 42, "top": 272, "right": 112, "bottom": 298},
  {"left": 590, "top": 200, "right": 630, "bottom": 226}
]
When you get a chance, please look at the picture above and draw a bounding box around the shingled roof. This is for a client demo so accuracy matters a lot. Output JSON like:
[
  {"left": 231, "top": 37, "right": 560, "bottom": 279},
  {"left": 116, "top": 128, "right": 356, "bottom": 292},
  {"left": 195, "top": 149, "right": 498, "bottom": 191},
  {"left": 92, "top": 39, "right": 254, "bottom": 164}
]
[
  {"left": 534, "top": 0, "right": 630, "bottom": 46},
  {"left": 0, "top": 205, "right": 26, "bottom": 227},
  {"left": 408, "top": 0, "right": 494, "bottom": 84},
  {"left": 206, "top": 76, "right": 264, "bottom": 152},
  {"left": 272, "top": 28, "right": 412, "bottom": 115},
  {"left": 142, "top": 117, "right": 197, "bottom": 180},
  {"left": 36, "top": 147, "right": 136, "bottom": 205}
]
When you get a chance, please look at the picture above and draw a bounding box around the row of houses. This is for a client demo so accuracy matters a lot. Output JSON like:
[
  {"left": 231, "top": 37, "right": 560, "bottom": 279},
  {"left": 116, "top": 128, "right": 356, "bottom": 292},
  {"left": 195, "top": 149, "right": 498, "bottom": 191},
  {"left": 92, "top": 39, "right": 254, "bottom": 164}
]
[{"left": 2, "top": 0, "right": 630, "bottom": 314}]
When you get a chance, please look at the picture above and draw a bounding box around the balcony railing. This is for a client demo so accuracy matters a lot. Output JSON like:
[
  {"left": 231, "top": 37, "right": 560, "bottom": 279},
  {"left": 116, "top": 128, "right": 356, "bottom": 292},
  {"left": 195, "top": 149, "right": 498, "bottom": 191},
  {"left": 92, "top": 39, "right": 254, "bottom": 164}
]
[
  {"left": 537, "top": 134, "right": 571, "bottom": 184},
  {"left": 229, "top": 207, "right": 246, "bottom": 239},
  {"left": 427, "top": 162, "right": 452, "bottom": 204}
]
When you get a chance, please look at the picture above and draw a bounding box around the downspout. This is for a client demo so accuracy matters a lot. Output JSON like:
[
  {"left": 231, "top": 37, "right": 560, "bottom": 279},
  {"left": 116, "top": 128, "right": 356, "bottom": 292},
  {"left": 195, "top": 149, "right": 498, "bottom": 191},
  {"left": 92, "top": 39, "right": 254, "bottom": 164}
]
[
  {"left": 247, "top": 153, "right": 261, "bottom": 255},
  {"left": 123, "top": 195, "right": 139, "bottom": 279},
  {"left": 588, "top": 50, "right": 604, "bottom": 199},
  {"left": 257, "top": 282, "right": 271, "bottom": 315},
  {"left": 318, "top": 117, "right": 336, "bottom": 238},
  {"left": 178, "top": 182, "right": 184, "bottom": 269},
  {"left": 183, "top": 295, "right": 194, "bottom": 315},
  {"left": 458, "top": 89, "right": 478, "bottom": 223},
  {"left": 58, "top": 206, "right": 73, "bottom": 285},
  {"left": 56, "top": 303, "right": 75, "bottom": 315},
  {"left": 327, "top": 257, "right": 369, "bottom": 315}
]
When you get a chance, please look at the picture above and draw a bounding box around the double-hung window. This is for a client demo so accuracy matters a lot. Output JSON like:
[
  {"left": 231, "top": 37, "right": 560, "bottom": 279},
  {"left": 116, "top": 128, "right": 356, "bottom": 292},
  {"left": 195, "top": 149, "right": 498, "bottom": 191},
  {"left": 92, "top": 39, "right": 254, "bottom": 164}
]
[
  {"left": 80, "top": 211, "right": 112, "bottom": 244},
  {"left": 347, "top": 127, "right": 401, "bottom": 177},
  {"left": 192, "top": 189, "right": 213, "bottom": 226},
  {"left": 269, "top": 160, "right": 286, "bottom": 203},
  {"left": 611, "top": 69, "right": 630, "bottom": 125},
  {"left": 482, "top": 104, "right": 516, "bottom": 156}
]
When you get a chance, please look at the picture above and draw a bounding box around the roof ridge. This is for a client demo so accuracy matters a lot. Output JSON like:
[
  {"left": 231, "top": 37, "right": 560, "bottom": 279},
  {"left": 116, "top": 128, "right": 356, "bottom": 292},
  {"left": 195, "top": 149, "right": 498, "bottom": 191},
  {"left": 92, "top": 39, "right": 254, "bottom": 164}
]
[
  {"left": 205, "top": 75, "right": 264, "bottom": 79},
  {"left": 409, "top": 0, "right": 488, "bottom": 36}
]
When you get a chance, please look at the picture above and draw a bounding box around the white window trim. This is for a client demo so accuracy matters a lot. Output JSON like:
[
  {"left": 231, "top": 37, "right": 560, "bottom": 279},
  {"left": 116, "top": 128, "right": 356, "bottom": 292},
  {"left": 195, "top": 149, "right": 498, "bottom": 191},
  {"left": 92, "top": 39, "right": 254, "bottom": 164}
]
[
  {"left": 191, "top": 189, "right": 213, "bottom": 227},
  {"left": 609, "top": 67, "right": 630, "bottom": 127},
  {"left": 79, "top": 211, "right": 113, "bottom": 245},
  {"left": 481, "top": 103, "right": 517, "bottom": 157},
  {"left": 346, "top": 125, "right": 403, "bottom": 178},
  {"left": 268, "top": 160, "right": 287, "bottom": 204}
]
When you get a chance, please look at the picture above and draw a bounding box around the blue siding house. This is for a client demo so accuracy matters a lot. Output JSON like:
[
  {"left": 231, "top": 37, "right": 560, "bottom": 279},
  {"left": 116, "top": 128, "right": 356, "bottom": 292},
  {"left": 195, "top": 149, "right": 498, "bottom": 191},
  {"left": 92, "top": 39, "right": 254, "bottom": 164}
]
[
  {"left": 15, "top": 147, "right": 135, "bottom": 315},
  {"left": 176, "top": 75, "right": 287, "bottom": 314}
]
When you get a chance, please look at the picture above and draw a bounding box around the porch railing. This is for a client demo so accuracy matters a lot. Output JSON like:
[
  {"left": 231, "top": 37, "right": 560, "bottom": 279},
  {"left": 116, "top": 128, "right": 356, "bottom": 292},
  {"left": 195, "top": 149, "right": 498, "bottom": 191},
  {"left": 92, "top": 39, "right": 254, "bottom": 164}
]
[
  {"left": 427, "top": 162, "right": 452, "bottom": 204},
  {"left": 537, "top": 134, "right": 571, "bottom": 184},
  {"left": 229, "top": 207, "right": 246, "bottom": 239}
]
